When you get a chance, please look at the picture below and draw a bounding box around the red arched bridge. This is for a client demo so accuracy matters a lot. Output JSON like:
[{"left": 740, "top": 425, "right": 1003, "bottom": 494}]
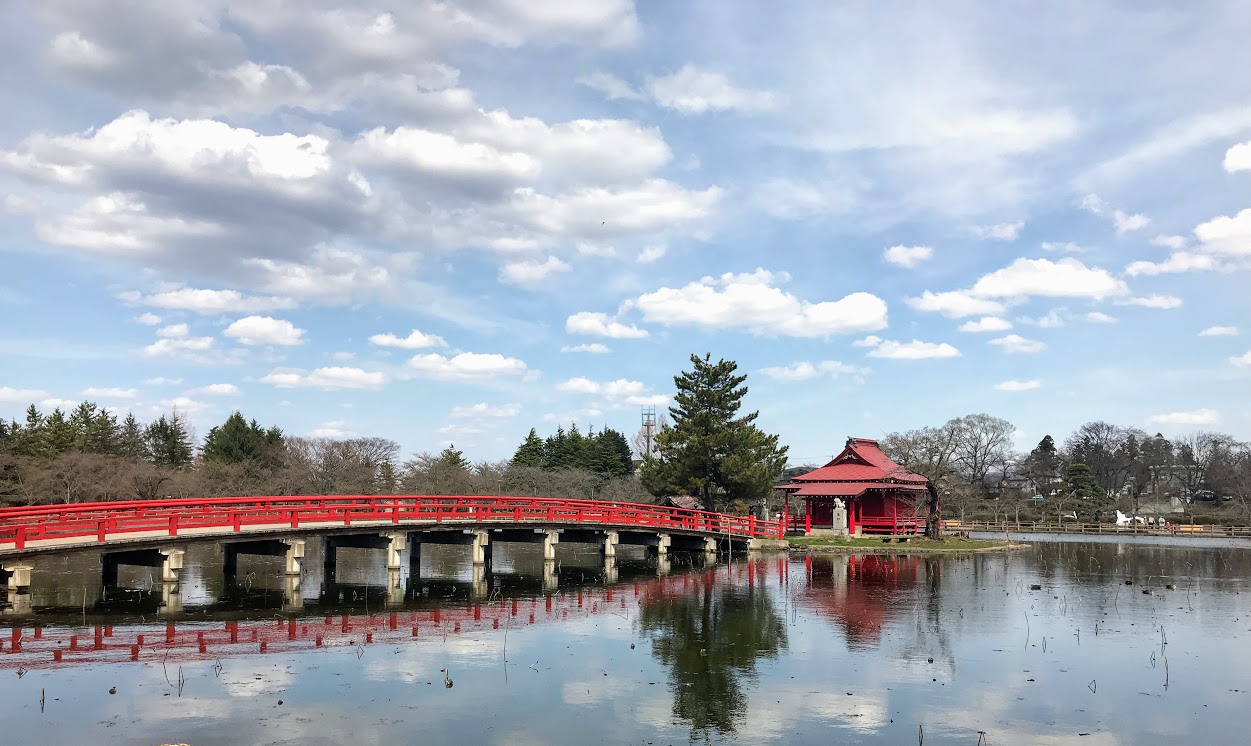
[{"left": 0, "top": 496, "right": 784, "bottom": 591}]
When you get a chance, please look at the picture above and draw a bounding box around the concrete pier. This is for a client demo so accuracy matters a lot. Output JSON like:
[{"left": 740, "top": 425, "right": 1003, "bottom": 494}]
[
  {"left": 102, "top": 548, "right": 184, "bottom": 586},
  {"left": 224, "top": 539, "right": 305, "bottom": 577},
  {"left": 1, "top": 563, "right": 33, "bottom": 591}
]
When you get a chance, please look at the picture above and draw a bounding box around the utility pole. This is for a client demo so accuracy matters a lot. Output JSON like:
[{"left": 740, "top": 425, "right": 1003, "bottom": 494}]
[{"left": 641, "top": 406, "right": 657, "bottom": 458}]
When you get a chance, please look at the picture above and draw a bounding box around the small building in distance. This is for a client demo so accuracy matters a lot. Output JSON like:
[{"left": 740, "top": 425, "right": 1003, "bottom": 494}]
[{"left": 778, "top": 437, "right": 930, "bottom": 536}]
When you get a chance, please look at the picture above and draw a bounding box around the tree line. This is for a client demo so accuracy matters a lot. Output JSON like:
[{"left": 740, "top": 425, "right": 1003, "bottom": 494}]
[{"left": 875, "top": 415, "right": 1251, "bottom": 523}]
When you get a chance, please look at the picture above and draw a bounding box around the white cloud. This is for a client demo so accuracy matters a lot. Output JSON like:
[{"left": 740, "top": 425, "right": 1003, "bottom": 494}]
[
  {"left": 1194, "top": 208, "right": 1251, "bottom": 256},
  {"left": 408, "top": 352, "right": 528, "bottom": 381},
  {"left": 557, "top": 378, "right": 646, "bottom": 396},
  {"left": 1151, "top": 234, "right": 1188, "bottom": 250},
  {"left": 82, "top": 387, "right": 137, "bottom": 399},
  {"left": 577, "top": 72, "right": 643, "bottom": 101},
  {"left": 40, "top": 398, "right": 81, "bottom": 412},
  {"left": 1146, "top": 409, "right": 1221, "bottom": 426},
  {"left": 143, "top": 336, "right": 215, "bottom": 358},
  {"left": 988, "top": 334, "right": 1046, "bottom": 354},
  {"left": 1042, "top": 241, "right": 1084, "bottom": 254},
  {"left": 1085, "top": 312, "right": 1118, "bottom": 324},
  {"left": 882, "top": 245, "right": 933, "bottom": 268},
  {"left": 157, "top": 323, "right": 189, "bottom": 338},
  {"left": 1113, "top": 209, "right": 1150, "bottom": 234},
  {"left": 958, "top": 316, "right": 1012, "bottom": 333},
  {"left": 637, "top": 245, "right": 666, "bottom": 264},
  {"left": 125, "top": 286, "right": 296, "bottom": 314},
  {"left": 969, "top": 258, "right": 1127, "bottom": 300},
  {"left": 188, "top": 383, "right": 240, "bottom": 396},
  {"left": 1117, "top": 295, "right": 1183, "bottom": 309},
  {"left": 1231, "top": 351, "right": 1251, "bottom": 368},
  {"left": 631, "top": 269, "right": 888, "bottom": 337},
  {"left": 450, "top": 403, "right": 521, "bottom": 418},
  {"left": 995, "top": 380, "right": 1041, "bottom": 392},
  {"left": 223, "top": 316, "right": 305, "bottom": 346},
  {"left": 972, "top": 221, "right": 1024, "bottom": 241},
  {"left": 1026, "top": 309, "right": 1066, "bottom": 328},
  {"left": 134, "top": 312, "right": 161, "bottom": 325},
  {"left": 1080, "top": 193, "right": 1106, "bottom": 215},
  {"left": 645, "top": 66, "right": 778, "bottom": 114},
  {"left": 561, "top": 343, "right": 611, "bottom": 354},
  {"left": 1199, "top": 325, "right": 1239, "bottom": 337},
  {"left": 369, "top": 329, "right": 448, "bottom": 349},
  {"left": 1124, "top": 252, "right": 1217, "bottom": 276},
  {"left": 311, "top": 420, "right": 356, "bottom": 438},
  {"left": 332, "top": 351, "right": 356, "bottom": 361},
  {"left": 906, "top": 291, "right": 1006, "bottom": 318},
  {"left": 760, "top": 361, "right": 868, "bottom": 381},
  {"left": 863, "top": 339, "right": 961, "bottom": 360},
  {"left": 565, "top": 312, "right": 648, "bottom": 339},
  {"left": 1224, "top": 140, "right": 1251, "bottom": 173},
  {"left": 261, "top": 367, "right": 388, "bottom": 390},
  {"left": 499, "top": 256, "right": 570, "bottom": 286},
  {"left": 852, "top": 335, "right": 882, "bottom": 348},
  {"left": 0, "top": 387, "right": 48, "bottom": 403},
  {"left": 143, "top": 377, "right": 182, "bottom": 385},
  {"left": 240, "top": 246, "right": 391, "bottom": 304},
  {"left": 156, "top": 396, "right": 209, "bottom": 414}
]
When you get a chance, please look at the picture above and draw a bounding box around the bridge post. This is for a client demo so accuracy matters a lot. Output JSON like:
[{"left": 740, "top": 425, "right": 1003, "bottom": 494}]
[
  {"left": 542, "top": 530, "right": 560, "bottom": 562},
  {"left": 470, "top": 530, "right": 491, "bottom": 565},
  {"left": 283, "top": 576, "right": 304, "bottom": 611},
  {"left": 656, "top": 555, "right": 671, "bottom": 577},
  {"left": 542, "top": 560, "right": 558, "bottom": 593},
  {"left": 602, "top": 556, "right": 618, "bottom": 584},
  {"left": 657, "top": 533, "right": 670, "bottom": 556},
  {"left": 1, "top": 564, "right": 32, "bottom": 591},
  {"left": 386, "top": 533, "right": 406, "bottom": 571},
  {"left": 470, "top": 563, "right": 489, "bottom": 599},
  {"left": 600, "top": 530, "right": 618, "bottom": 558},
  {"left": 284, "top": 540, "right": 305, "bottom": 576},
  {"left": 386, "top": 568, "right": 405, "bottom": 608},
  {"left": 159, "top": 549, "right": 185, "bottom": 583},
  {"left": 159, "top": 581, "right": 182, "bottom": 614},
  {"left": 2, "top": 590, "right": 32, "bottom": 615}
]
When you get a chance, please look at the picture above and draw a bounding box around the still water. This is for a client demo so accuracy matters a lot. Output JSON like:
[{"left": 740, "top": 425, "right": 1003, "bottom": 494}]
[{"left": 2, "top": 540, "right": 1250, "bottom": 745}]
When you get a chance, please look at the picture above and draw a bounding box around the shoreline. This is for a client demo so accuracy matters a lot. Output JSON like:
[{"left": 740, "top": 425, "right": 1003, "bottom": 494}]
[{"left": 784, "top": 540, "right": 1030, "bottom": 555}]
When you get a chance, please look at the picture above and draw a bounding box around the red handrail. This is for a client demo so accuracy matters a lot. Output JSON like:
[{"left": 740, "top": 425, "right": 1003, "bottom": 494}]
[{"left": 0, "top": 495, "right": 784, "bottom": 551}]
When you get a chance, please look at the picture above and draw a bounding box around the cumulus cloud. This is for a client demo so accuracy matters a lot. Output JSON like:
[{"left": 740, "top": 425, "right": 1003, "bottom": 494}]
[
  {"left": 1124, "top": 252, "right": 1217, "bottom": 276},
  {"left": 958, "top": 316, "right": 1012, "bottom": 333},
  {"left": 995, "top": 380, "right": 1041, "bottom": 392},
  {"left": 561, "top": 343, "right": 611, "bottom": 353},
  {"left": 408, "top": 352, "right": 528, "bottom": 381},
  {"left": 1086, "top": 312, "right": 1118, "bottom": 324},
  {"left": 906, "top": 291, "right": 1006, "bottom": 319},
  {"left": 759, "top": 361, "right": 868, "bottom": 381},
  {"left": 1223, "top": 140, "right": 1251, "bottom": 173},
  {"left": 82, "top": 387, "right": 137, "bottom": 399},
  {"left": 223, "top": 316, "right": 305, "bottom": 346},
  {"left": 1232, "top": 351, "right": 1251, "bottom": 368},
  {"left": 631, "top": 269, "right": 888, "bottom": 337},
  {"left": 882, "top": 245, "right": 932, "bottom": 268},
  {"left": 988, "top": 334, "right": 1046, "bottom": 354},
  {"left": 1194, "top": 208, "right": 1251, "bottom": 256},
  {"left": 142, "top": 335, "right": 215, "bottom": 359},
  {"left": 1146, "top": 409, "right": 1221, "bottom": 426},
  {"left": 556, "top": 377, "right": 666, "bottom": 405},
  {"left": 972, "top": 221, "right": 1024, "bottom": 240},
  {"left": 1112, "top": 210, "right": 1150, "bottom": 234},
  {"left": 188, "top": 383, "right": 240, "bottom": 396},
  {"left": 450, "top": 402, "right": 521, "bottom": 418},
  {"left": 1199, "top": 325, "right": 1239, "bottom": 336},
  {"left": 261, "top": 367, "right": 388, "bottom": 390},
  {"left": 368, "top": 329, "right": 448, "bottom": 349},
  {"left": 636, "top": 245, "right": 666, "bottom": 264},
  {"left": 499, "top": 256, "right": 571, "bottom": 286},
  {"left": 134, "top": 312, "right": 161, "bottom": 325},
  {"left": 0, "top": 387, "right": 49, "bottom": 403},
  {"left": 861, "top": 338, "right": 961, "bottom": 360},
  {"left": 565, "top": 312, "right": 648, "bottom": 339},
  {"left": 143, "top": 377, "right": 182, "bottom": 385},
  {"left": 122, "top": 286, "right": 296, "bottom": 314},
  {"left": 644, "top": 66, "right": 778, "bottom": 114},
  {"left": 969, "top": 258, "right": 1127, "bottom": 300},
  {"left": 1116, "top": 295, "right": 1183, "bottom": 309},
  {"left": 311, "top": 420, "right": 356, "bottom": 438}
]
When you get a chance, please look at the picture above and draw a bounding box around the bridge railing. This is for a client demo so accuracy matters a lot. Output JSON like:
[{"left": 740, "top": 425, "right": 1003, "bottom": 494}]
[
  {"left": 957, "top": 520, "right": 1251, "bottom": 538},
  {"left": 0, "top": 495, "right": 784, "bottom": 550}
]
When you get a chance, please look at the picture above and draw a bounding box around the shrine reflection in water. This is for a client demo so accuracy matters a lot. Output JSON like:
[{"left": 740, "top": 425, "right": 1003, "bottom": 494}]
[{"left": 2, "top": 540, "right": 1250, "bottom": 745}]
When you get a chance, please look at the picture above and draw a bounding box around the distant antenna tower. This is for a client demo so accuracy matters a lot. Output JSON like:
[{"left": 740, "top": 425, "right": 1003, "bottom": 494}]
[{"left": 641, "top": 405, "right": 657, "bottom": 457}]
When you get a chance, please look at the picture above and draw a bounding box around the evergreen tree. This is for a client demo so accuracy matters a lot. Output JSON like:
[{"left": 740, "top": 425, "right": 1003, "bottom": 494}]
[
  {"left": 44, "top": 408, "right": 76, "bottom": 455},
  {"left": 202, "top": 411, "right": 283, "bottom": 464},
  {"left": 16, "top": 404, "right": 48, "bottom": 457},
  {"left": 1065, "top": 463, "right": 1108, "bottom": 501},
  {"left": 641, "top": 354, "right": 788, "bottom": 510},
  {"left": 70, "top": 401, "right": 120, "bottom": 454},
  {"left": 118, "top": 413, "right": 148, "bottom": 460},
  {"left": 436, "top": 444, "right": 470, "bottom": 471},
  {"left": 511, "top": 428, "right": 546, "bottom": 467},
  {"left": 543, "top": 427, "right": 570, "bottom": 470},
  {"left": 1025, "top": 435, "right": 1061, "bottom": 496},
  {"left": 144, "top": 412, "right": 194, "bottom": 468},
  {"left": 377, "top": 460, "right": 398, "bottom": 494},
  {"left": 593, "top": 427, "right": 634, "bottom": 478}
]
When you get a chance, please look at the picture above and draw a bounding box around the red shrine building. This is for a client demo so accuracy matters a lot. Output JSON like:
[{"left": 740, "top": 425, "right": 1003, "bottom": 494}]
[{"left": 779, "top": 437, "right": 930, "bottom": 535}]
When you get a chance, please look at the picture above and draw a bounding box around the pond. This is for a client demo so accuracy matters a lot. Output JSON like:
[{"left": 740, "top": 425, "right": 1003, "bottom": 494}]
[{"left": 1, "top": 540, "right": 1249, "bottom": 744}]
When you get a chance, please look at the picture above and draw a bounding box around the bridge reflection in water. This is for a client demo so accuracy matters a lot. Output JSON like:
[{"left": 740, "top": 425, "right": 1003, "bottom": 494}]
[{"left": 0, "top": 537, "right": 785, "bottom": 672}]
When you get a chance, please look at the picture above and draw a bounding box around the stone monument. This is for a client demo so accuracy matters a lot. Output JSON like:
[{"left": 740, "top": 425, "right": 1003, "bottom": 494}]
[{"left": 831, "top": 498, "right": 849, "bottom": 538}]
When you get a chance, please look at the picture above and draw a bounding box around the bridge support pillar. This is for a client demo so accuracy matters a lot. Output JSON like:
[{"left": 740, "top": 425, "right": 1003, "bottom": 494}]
[
  {"left": 386, "top": 568, "right": 405, "bottom": 607},
  {"left": 542, "top": 530, "right": 560, "bottom": 562},
  {"left": 602, "top": 556, "right": 618, "bottom": 584},
  {"left": 0, "top": 564, "right": 33, "bottom": 591},
  {"left": 284, "top": 540, "right": 305, "bottom": 576},
  {"left": 160, "top": 549, "right": 184, "bottom": 583},
  {"left": 103, "top": 548, "right": 185, "bottom": 587},
  {"left": 470, "top": 563, "right": 489, "bottom": 599},
  {"left": 542, "top": 560, "right": 558, "bottom": 593},
  {"left": 656, "top": 555, "right": 671, "bottom": 577},
  {"left": 159, "top": 581, "right": 182, "bottom": 614},
  {"left": 386, "top": 533, "right": 406, "bottom": 571},
  {"left": 703, "top": 536, "right": 718, "bottom": 554},
  {"left": 2, "top": 590, "right": 32, "bottom": 616},
  {"left": 283, "top": 575, "right": 304, "bottom": 612},
  {"left": 224, "top": 539, "right": 304, "bottom": 579},
  {"left": 600, "top": 530, "right": 618, "bottom": 558},
  {"left": 471, "top": 530, "right": 491, "bottom": 565}
]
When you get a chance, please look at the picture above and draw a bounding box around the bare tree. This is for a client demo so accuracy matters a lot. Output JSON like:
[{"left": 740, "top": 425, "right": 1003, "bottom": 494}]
[{"left": 950, "top": 414, "right": 1016, "bottom": 491}]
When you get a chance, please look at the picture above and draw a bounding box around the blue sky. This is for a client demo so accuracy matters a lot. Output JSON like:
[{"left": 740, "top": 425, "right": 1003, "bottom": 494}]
[{"left": 2, "top": 0, "right": 1250, "bottom": 463}]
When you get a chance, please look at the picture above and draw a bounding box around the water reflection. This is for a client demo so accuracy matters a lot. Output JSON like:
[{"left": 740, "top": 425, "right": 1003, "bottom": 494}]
[
  {"left": 638, "top": 568, "right": 786, "bottom": 738},
  {"left": 1, "top": 541, "right": 1250, "bottom": 744}
]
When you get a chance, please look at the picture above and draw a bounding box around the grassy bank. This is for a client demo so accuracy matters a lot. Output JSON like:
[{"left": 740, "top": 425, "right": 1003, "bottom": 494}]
[{"left": 788, "top": 536, "right": 1018, "bottom": 553}]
